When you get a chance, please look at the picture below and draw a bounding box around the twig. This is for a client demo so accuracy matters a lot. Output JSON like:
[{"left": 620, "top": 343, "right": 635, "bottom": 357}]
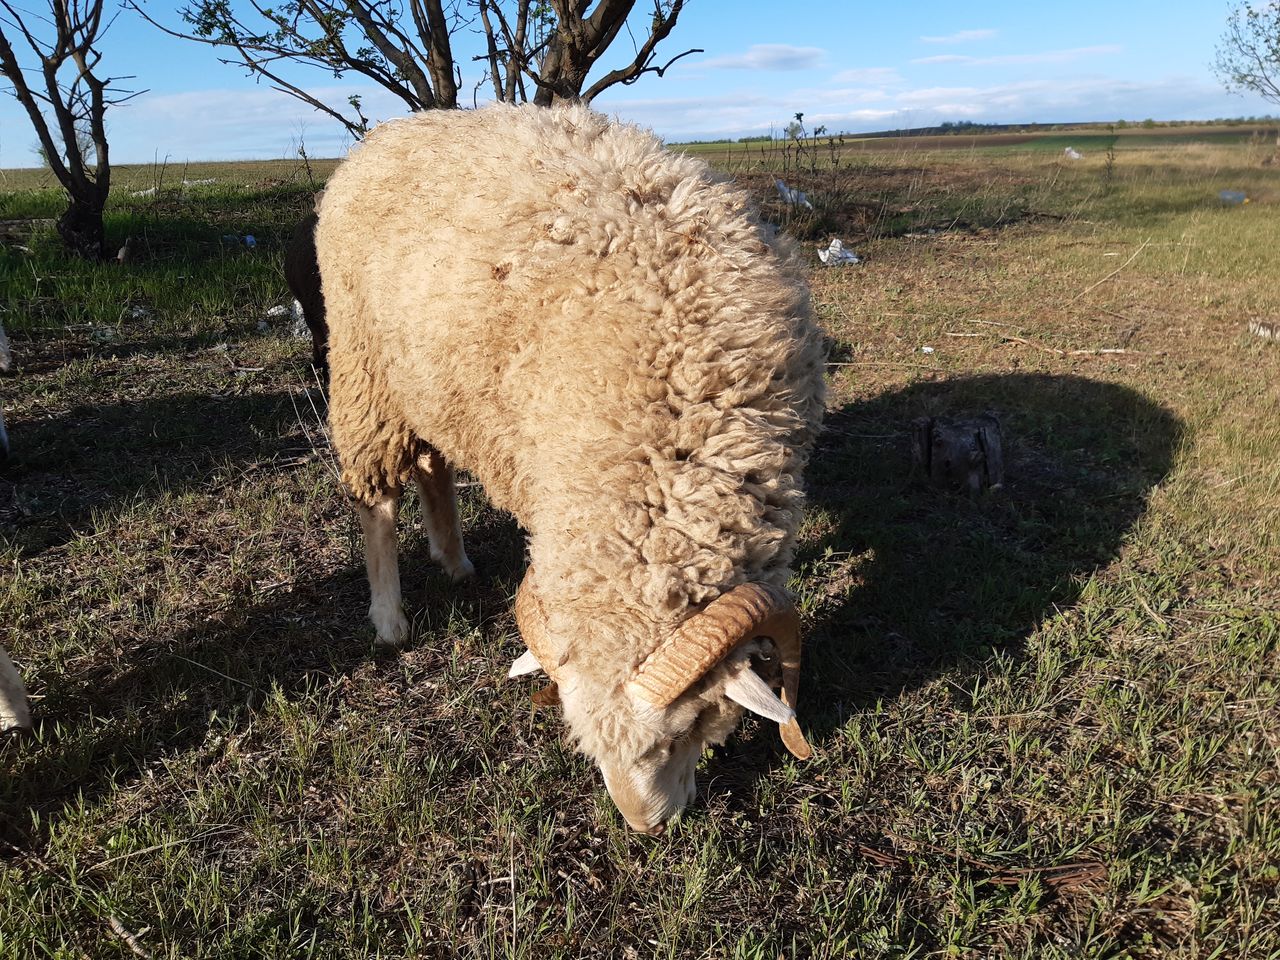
[
  {"left": 999, "top": 336, "right": 1142, "bottom": 358},
  {"left": 509, "top": 830, "right": 517, "bottom": 958},
  {"left": 874, "top": 832, "right": 1108, "bottom": 889},
  {"left": 963, "top": 319, "right": 1022, "bottom": 329},
  {"left": 2, "top": 841, "right": 159, "bottom": 957},
  {"left": 942, "top": 332, "right": 983, "bottom": 338},
  {"left": 827, "top": 360, "right": 940, "bottom": 371},
  {"left": 90, "top": 826, "right": 240, "bottom": 872},
  {"left": 1098, "top": 307, "right": 1134, "bottom": 322},
  {"left": 1001, "top": 335, "right": 1064, "bottom": 355},
  {"left": 1069, "top": 236, "right": 1151, "bottom": 304},
  {"left": 107, "top": 916, "right": 154, "bottom": 959},
  {"left": 170, "top": 655, "right": 253, "bottom": 689}
]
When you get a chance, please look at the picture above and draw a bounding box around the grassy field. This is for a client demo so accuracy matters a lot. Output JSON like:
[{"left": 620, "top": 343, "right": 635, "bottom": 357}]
[
  {"left": 0, "top": 131, "right": 1278, "bottom": 958},
  {"left": 674, "top": 123, "right": 1280, "bottom": 158}
]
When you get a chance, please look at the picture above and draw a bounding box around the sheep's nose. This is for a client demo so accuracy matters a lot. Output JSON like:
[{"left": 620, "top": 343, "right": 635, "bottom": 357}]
[{"left": 636, "top": 821, "right": 666, "bottom": 837}]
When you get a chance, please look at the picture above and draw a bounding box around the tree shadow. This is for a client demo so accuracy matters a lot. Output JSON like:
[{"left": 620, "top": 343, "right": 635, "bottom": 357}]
[
  {"left": 0, "top": 385, "right": 309, "bottom": 556},
  {"left": 709, "top": 372, "right": 1182, "bottom": 786},
  {"left": 0, "top": 506, "right": 526, "bottom": 835}
]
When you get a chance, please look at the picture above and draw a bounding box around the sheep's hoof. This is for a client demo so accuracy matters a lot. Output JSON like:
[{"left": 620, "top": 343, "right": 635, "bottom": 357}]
[
  {"left": 435, "top": 551, "right": 475, "bottom": 583},
  {"left": 0, "top": 695, "right": 31, "bottom": 732},
  {"left": 0, "top": 708, "right": 30, "bottom": 733},
  {"left": 370, "top": 605, "right": 411, "bottom": 649}
]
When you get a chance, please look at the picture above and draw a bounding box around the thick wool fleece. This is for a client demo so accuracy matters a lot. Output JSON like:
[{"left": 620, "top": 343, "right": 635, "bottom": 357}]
[{"left": 317, "top": 104, "right": 825, "bottom": 764}]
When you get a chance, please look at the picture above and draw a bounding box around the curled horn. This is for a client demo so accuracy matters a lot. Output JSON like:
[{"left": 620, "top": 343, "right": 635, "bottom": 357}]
[{"left": 626, "top": 582, "right": 812, "bottom": 760}]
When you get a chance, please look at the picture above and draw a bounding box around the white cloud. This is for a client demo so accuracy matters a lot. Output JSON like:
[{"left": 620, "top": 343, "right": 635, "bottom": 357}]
[
  {"left": 920, "top": 29, "right": 998, "bottom": 44},
  {"left": 912, "top": 45, "right": 1123, "bottom": 67},
  {"left": 829, "top": 67, "right": 904, "bottom": 86},
  {"left": 599, "top": 73, "right": 1274, "bottom": 142},
  {"left": 699, "top": 44, "right": 826, "bottom": 71},
  {"left": 100, "top": 85, "right": 408, "bottom": 162}
]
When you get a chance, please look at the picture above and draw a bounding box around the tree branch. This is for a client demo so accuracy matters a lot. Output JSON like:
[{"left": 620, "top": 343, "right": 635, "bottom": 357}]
[{"left": 581, "top": 1, "right": 693, "bottom": 102}]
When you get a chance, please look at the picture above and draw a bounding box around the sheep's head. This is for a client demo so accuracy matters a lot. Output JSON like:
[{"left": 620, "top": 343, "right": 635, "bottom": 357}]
[{"left": 511, "top": 569, "right": 811, "bottom": 834}]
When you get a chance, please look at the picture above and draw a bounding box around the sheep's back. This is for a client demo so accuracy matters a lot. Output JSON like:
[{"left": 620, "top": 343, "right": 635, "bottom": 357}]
[{"left": 317, "top": 105, "right": 825, "bottom": 610}]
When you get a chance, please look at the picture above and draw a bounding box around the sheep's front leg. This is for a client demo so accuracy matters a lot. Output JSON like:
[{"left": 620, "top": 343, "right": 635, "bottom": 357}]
[
  {"left": 357, "top": 488, "right": 410, "bottom": 648},
  {"left": 0, "top": 646, "right": 30, "bottom": 731},
  {"left": 413, "top": 446, "right": 474, "bottom": 582}
]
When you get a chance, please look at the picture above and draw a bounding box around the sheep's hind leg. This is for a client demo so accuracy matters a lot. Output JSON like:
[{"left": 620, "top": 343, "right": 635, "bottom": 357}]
[
  {"left": 413, "top": 445, "right": 475, "bottom": 582},
  {"left": 357, "top": 487, "right": 411, "bottom": 648}
]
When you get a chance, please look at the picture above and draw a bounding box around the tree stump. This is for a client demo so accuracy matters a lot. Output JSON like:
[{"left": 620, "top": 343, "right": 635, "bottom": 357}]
[{"left": 912, "top": 414, "right": 1005, "bottom": 496}]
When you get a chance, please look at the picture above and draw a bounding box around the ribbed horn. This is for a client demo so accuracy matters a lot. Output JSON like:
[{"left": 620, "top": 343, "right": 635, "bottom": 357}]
[{"left": 626, "top": 582, "right": 811, "bottom": 760}]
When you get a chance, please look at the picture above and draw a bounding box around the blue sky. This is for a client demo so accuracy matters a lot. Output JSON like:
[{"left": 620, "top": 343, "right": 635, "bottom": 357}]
[{"left": 1, "top": 0, "right": 1274, "bottom": 165}]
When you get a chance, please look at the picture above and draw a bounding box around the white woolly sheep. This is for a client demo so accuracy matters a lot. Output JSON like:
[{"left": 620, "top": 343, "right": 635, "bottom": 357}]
[{"left": 315, "top": 104, "right": 826, "bottom": 833}]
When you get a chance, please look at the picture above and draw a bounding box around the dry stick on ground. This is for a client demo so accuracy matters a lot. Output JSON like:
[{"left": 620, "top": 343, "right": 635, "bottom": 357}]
[
  {"left": 964, "top": 318, "right": 1023, "bottom": 329},
  {"left": 2, "top": 840, "right": 156, "bottom": 956},
  {"left": 1068, "top": 236, "right": 1152, "bottom": 305},
  {"left": 827, "top": 360, "right": 941, "bottom": 371},
  {"left": 977, "top": 334, "right": 1143, "bottom": 358},
  {"left": 871, "top": 832, "right": 1109, "bottom": 890},
  {"left": 107, "top": 916, "right": 155, "bottom": 959}
]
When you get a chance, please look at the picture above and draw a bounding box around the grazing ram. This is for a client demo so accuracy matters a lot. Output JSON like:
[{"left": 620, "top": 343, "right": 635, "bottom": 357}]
[{"left": 315, "top": 104, "right": 826, "bottom": 833}]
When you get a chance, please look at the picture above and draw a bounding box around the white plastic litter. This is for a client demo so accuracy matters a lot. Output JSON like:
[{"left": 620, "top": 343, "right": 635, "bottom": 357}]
[
  {"left": 775, "top": 179, "right": 813, "bottom": 210},
  {"left": 130, "top": 187, "right": 157, "bottom": 198},
  {"left": 921, "top": 346, "right": 935, "bottom": 354},
  {"left": 1064, "top": 147, "right": 1083, "bottom": 160},
  {"left": 266, "top": 304, "right": 292, "bottom": 318},
  {"left": 817, "top": 238, "right": 860, "bottom": 266},
  {"left": 290, "top": 300, "right": 308, "bottom": 338}
]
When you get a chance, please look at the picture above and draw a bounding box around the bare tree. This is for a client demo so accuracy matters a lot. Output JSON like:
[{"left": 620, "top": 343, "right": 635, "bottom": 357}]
[
  {"left": 0, "top": 0, "right": 140, "bottom": 257},
  {"left": 131, "top": 0, "right": 698, "bottom": 138},
  {"left": 1215, "top": 2, "right": 1280, "bottom": 135}
]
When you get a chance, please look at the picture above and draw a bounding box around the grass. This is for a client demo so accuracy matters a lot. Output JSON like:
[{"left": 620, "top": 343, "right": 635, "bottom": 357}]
[{"left": 1, "top": 133, "right": 1279, "bottom": 958}]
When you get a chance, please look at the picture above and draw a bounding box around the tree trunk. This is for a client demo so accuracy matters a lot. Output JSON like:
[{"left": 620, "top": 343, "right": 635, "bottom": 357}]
[
  {"left": 56, "top": 196, "right": 106, "bottom": 261},
  {"left": 911, "top": 414, "right": 1005, "bottom": 496}
]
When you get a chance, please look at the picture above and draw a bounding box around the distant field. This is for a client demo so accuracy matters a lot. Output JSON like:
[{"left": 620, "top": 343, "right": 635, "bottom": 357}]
[
  {"left": 676, "top": 123, "right": 1279, "bottom": 162},
  {"left": 0, "top": 157, "right": 341, "bottom": 195},
  {"left": 1, "top": 129, "right": 1278, "bottom": 957}
]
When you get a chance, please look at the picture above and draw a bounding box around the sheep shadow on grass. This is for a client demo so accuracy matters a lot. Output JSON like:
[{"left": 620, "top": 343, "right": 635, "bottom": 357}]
[
  {"left": 0, "top": 490, "right": 528, "bottom": 841},
  {"left": 0, "top": 383, "right": 308, "bottom": 556},
  {"left": 706, "top": 372, "right": 1182, "bottom": 798},
  {"left": 2, "top": 371, "right": 1182, "bottom": 854}
]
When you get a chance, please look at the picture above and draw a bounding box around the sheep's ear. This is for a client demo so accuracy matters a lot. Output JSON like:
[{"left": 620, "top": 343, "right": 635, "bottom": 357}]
[
  {"left": 723, "top": 665, "right": 794, "bottom": 725},
  {"left": 508, "top": 648, "right": 543, "bottom": 678}
]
